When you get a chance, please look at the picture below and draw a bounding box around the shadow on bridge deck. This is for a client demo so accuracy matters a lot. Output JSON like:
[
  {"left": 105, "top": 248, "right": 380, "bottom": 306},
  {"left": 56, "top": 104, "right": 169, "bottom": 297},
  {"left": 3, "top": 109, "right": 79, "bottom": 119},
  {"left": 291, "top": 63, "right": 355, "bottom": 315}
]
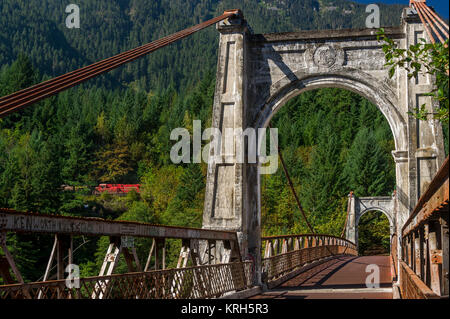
[{"left": 252, "top": 256, "right": 393, "bottom": 299}]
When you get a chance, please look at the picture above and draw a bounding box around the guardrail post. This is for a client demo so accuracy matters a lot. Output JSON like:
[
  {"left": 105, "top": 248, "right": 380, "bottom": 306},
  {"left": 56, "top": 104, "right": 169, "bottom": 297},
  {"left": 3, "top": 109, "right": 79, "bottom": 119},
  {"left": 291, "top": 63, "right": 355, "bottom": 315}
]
[
  {"left": 421, "top": 230, "right": 428, "bottom": 283},
  {"left": 428, "top": 221, "right": 442, "bottom": 295},
  {"left": 418, "top": 228, "right": 425, "bottom": 280},
  {"left": 274, "top": 239, "right": 279, "bottom": 255},
  {"left": 281, "top": 239, "right": 288, "bottom": 254},
  {"left": 294, "top": 238, "right": 299, "bottom": 251},
  {"left": 406, "top": 235, "right": 412, "bottom": 268},
  {"left": 263, "top": 240, "right": 271, "bottom": 258},
  {"left": 441, "top": 215, "right": 449, "bottom": 296},
  {"left": 177, "top": 239, "right": 191, "bottom": 268},
  {"left": 413, "top": 231, "right": 420, "bottom": 276}
]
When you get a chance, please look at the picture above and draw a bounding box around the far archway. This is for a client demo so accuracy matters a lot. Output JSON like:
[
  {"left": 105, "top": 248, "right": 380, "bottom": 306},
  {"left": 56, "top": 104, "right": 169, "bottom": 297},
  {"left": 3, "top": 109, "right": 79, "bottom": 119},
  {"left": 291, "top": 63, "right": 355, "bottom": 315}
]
[
  {"left": 357, "top": 210, "right": 391, "bottom": 256},
  {"left": 345, "top": 195, "right": 396, "bottom": 247}
]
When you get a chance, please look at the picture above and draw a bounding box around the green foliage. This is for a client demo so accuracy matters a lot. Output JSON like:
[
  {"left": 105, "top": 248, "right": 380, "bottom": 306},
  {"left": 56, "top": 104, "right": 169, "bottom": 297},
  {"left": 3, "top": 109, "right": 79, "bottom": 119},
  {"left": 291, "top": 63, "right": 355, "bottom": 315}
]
[
  {"left": 263, "top": 88, "right": 395, "bottom": 237},
  {"left": 377, "top": 28, "right": 449, "bottom": 123},
  {"left": 342, "top": 128, "right": 393, "bottom": 197},
  {"left": 0, "top": 0, "right": 403, "bottom": 92},
  {"left": 358, "top": 211, "right": 390, "bottom": 256}
]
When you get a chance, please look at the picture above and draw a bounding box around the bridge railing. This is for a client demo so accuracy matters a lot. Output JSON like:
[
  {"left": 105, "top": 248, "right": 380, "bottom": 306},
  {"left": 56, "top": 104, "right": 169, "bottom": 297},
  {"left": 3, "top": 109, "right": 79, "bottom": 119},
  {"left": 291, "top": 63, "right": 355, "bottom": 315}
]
[
  {"left": 261, "top": 234, "right": 357, "bottom": 284},
  {"left": 0, "top": 208, "right": 251, "bottom": 299},
  {"left": 400, "top": 156, "right": 449, "bottom": 299},
  {"left": 0, "top": 261, "right": 253, "bottom": 299}
]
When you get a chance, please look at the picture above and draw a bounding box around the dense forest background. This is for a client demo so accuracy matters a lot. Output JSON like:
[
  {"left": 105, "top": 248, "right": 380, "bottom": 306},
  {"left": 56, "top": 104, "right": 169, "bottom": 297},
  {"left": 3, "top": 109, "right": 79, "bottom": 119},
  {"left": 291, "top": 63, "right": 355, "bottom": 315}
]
[
  {"left": 0, "top": 0, "right": 447, "bottom": 282},
  {"left": 0, "top": 0, "right": 406, "bottom": 92}
]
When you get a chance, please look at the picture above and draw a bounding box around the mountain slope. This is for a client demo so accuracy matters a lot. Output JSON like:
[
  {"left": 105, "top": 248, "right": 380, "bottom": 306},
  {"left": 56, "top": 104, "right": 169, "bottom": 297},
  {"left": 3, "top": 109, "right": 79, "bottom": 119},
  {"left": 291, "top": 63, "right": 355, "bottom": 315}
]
[{"left": 0, "top": 0, "right": 405, "bottom": 91}]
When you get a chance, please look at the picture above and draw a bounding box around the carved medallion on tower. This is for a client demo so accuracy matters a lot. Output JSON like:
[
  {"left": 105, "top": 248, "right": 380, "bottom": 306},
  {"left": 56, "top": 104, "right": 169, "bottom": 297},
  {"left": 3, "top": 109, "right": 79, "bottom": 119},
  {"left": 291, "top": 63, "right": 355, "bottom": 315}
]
[
  {"left": 311, "top": 45, "right": 344, "bottom": 68},
  {"left": 314, "top": 45, "right": 337, "bottom": 67}
]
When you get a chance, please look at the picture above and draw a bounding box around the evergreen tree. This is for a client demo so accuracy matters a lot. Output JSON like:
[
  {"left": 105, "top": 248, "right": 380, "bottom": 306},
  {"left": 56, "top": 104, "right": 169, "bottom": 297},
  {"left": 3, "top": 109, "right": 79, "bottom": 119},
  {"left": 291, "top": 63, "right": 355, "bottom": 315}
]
[
  {"left": 358, "top": 211, "right": 391, "bottom": 255},
  {"left": 91, "top": 140, "right": 133, "bottom": 183},
  {"left": 177, "top": 164, "right": 205, "bottom": 205},
  {"left": 301, "top": 126, "right": 342, "bottom": 225},
  {"left": 0, "top": 54, "right": 36, "bottom": 96},
  {"left": 342, "top": 128, "right": 392, "bottom": 197}
]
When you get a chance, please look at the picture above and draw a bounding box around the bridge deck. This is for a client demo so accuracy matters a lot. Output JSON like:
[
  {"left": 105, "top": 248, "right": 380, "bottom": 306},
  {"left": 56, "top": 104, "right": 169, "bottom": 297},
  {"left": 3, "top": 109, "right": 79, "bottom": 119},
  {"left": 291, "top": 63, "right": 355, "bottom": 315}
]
[{"left": 252, "top": 256, "right": 393, "bottom": 299}]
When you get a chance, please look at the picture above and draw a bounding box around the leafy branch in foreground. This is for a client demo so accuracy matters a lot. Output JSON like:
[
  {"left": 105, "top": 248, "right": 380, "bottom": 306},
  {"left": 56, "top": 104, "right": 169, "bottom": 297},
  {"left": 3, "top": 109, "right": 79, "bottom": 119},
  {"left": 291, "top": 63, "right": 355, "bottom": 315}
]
[{"left": 377, "top": 28, "right": 449, "bottom": 123}]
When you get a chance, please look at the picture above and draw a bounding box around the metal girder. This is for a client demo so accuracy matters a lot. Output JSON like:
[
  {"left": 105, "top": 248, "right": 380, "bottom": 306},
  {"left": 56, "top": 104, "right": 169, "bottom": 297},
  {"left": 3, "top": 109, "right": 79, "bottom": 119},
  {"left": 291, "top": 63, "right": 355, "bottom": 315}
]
[{"left": 0, "top": 208, "right": 237, "bottom": 241}]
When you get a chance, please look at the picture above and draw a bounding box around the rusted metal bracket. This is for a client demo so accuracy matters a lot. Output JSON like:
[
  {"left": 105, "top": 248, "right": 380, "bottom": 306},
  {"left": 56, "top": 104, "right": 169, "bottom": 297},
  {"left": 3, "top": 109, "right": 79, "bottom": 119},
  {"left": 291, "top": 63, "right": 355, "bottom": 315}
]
[{"left": 431, "top": 249, "right": 443, "bottom": 264}]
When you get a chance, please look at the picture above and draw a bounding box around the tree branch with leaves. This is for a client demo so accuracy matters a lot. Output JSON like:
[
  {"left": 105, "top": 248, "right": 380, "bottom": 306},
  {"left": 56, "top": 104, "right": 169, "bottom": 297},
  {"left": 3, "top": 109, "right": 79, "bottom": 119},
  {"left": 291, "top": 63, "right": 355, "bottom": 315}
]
[{"left": 377, "top": 28, "right": 449, "bottom": 123}]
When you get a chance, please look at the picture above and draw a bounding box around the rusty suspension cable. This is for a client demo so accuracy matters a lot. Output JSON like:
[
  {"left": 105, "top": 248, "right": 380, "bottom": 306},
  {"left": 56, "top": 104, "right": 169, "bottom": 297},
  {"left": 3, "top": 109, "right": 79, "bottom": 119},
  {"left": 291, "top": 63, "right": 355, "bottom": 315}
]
[
  {"left": 411, "top": 1, "right": 449, "bottom": 46},
  {"left": 415, "top": 2, "right": 445, "bottom": 44},
  {"left": 417, "top": 2, "right": 449, "bottom": 39},
  {"left": 268, "top": 123, "right": 338, "bottom": 256},
  {"left": 0, "top": 10, "right": 241, "bottom": 118},
  {"left": 413, "top": 1, "right": 437, "bottom": 44},
  {"left": 268, "top": 123, "right": 315, "bottom": 233}
]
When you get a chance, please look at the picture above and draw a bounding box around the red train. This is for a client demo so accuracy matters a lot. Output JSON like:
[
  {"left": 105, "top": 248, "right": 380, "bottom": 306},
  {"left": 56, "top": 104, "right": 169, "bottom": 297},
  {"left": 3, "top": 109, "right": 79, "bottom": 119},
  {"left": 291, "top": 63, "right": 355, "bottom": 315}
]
[{"left": 94, "top": 184, "right": 141, "bottom": 194}]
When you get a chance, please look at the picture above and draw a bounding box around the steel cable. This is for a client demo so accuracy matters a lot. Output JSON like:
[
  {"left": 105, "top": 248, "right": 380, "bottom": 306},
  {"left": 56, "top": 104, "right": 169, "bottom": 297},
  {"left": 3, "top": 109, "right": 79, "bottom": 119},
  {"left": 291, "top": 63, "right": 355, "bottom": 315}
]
[{"left": 0, "top": 10, "right": 240, "bottom": 118}]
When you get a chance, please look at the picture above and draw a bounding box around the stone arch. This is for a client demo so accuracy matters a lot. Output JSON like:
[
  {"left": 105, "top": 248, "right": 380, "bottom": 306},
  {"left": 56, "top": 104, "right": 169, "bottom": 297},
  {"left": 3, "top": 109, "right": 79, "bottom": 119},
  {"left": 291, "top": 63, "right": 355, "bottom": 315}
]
[
  {"left": 345, "top": 195, "right": 396, "bottom": 246},
  {"left": 202, "top": 11, "right": 445, "bottom": 285},
  {"left": 357, "top": 207, "right": 394, "bottom": 229},
  {"left": 254, "top": 69, "right": 407, "bottom": 152}
]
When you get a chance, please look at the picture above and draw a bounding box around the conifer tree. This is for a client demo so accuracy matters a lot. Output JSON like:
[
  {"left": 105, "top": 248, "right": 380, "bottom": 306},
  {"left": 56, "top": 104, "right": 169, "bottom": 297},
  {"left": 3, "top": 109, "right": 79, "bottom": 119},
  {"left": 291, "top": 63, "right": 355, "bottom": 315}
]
[{"left": 342, "top": 128, "right": 392, "bottom": 197}]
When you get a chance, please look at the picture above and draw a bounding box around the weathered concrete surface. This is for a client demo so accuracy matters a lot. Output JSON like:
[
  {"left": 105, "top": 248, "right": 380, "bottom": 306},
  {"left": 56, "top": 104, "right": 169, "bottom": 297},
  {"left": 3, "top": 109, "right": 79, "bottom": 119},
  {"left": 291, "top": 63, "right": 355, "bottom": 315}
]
[
  {"left": 250, "top": 256, "right": 393, "bottom": 299},
  {"left": 202, "top": 8, "right": 446, "bottom": 285}
]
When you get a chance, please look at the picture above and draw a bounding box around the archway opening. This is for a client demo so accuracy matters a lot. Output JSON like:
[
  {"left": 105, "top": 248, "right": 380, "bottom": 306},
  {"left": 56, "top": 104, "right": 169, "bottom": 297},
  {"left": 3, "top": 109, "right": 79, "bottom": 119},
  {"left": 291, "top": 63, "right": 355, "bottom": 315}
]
[
  {"left": 357, "top": 211, "right": 391, "bottom": 256},
  {"left": 260, "top": 87, "right": 396, "bottom": 238}
]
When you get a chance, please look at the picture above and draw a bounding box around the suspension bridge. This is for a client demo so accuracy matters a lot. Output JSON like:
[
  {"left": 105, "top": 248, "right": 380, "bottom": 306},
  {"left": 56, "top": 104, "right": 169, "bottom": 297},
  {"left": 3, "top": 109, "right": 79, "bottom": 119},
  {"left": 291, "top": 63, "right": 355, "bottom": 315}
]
[{"left": 0, "top": 1, "right": 448, "bottom": 299}]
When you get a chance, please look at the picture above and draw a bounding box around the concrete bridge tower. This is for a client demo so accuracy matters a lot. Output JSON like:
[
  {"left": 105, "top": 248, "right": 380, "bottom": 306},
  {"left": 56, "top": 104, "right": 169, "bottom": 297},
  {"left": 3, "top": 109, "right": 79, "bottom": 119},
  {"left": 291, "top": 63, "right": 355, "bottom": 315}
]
[{"left": 202, "top": 8, "right": 446, "bottom": 283}]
